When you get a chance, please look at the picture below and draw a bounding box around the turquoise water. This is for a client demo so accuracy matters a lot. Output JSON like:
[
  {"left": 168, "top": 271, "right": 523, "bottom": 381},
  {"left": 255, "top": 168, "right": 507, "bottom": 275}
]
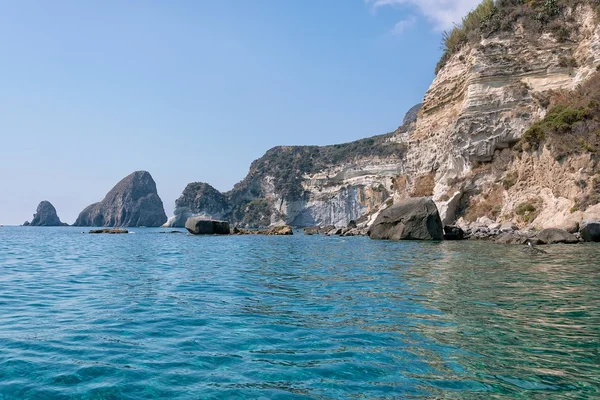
[{"left": 0, "top": 227, "right": 598, "bottom": 399}]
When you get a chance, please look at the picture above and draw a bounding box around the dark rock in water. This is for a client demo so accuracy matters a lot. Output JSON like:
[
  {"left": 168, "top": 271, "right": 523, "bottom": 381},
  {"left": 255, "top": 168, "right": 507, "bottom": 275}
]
[
  {"left": 89, "top": 228, "right": 129, "bottom": 234},
  {"left": 443, "top": 225, "right": 464, "bottom": 240},
  {"left": 495, "top": 232, "right": 529, "bottom": 245},
  {"left": 347, "top": 220, "right": 357, "bottom": 229},
  {"left": 520, "top": 242, "right": 548, "bottom": 254},
  {"left": 29, "top": 201, "right": 67, "bottom": 226},
  {"left": 326, "top": 227, "right": 344, "bottom": 236},
  {"left": 185, "top": 217, "right": 230, "bottom": 235},
  {"left": 22, "top": 221, "right": 30, "bottom": 226},
  {"left": 368, "top": 197, "right": 443, "bottom": 241},
  {"left": 160, "top": 230, "right": 185, "bottom": 234},
  {"left": 580, "top": 220, "right": 600, "bottom": 242},
  {"left": 231, "top": 225, "right": 293, "bottom": 235},
  {"left": 73, "top": 171, "right": 167, "bottom": 227},
  {"left": 341, "top": 227, "right": 368, "bottom": 237},
  {"left": 303, "top": 226, "right": 320, "bottom": 235},
  {"left": 536, "top": 228, "right": 579, "bottom": 244}
]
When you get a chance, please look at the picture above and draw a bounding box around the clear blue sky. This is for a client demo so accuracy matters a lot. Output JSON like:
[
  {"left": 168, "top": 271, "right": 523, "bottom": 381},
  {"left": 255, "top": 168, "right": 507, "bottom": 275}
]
[{"left": 0, "top": 0, "right": 480, "bottom": 225}]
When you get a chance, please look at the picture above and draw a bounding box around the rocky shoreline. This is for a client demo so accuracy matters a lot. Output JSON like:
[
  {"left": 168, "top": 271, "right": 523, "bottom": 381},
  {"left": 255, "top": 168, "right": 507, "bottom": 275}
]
[{"left": 301, "top": 219, "right": 600, "bottom": 244}]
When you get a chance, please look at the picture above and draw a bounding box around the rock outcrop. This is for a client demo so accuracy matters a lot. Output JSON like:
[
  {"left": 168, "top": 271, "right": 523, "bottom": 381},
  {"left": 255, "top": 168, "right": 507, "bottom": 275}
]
[
  {"left": 580, "top": 220, "right": 600, "bottom": 242},
  {"left": 28, "top": 201, "right": 67, "bottom": 226},
  {"left": 405, "top": 2, "right": 600, "bottom": 229},
  {"left": 368, "top": 197, "right": 443, "bottom": 240},
  {"left": 165, "top": 182, "right": 229, "bottom": 227},
  {"left": 165, "top": 105, "right": 420, "bottom": 228},
  {"left": 231, "top": 225, "right": 293, "bottom": 235},
  {"left": 89, "top": 228, "right": 129, "bottom": 234},
  {"left": 185, "top": 217, "right": 230, "bottom": 235},
  {"left": 73, "top": 171, "right": 167, "bottom": 227},
  {"left": 535, "top": 228, "right": 579, "bottom": 244}
]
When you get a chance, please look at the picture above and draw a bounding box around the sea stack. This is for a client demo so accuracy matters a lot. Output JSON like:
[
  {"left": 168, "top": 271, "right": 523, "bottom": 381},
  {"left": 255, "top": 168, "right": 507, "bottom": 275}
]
[
  {"left": 73, "top": 171, "right": 167, "bottom": 227},
  {"left": 164, "top": 182, "right": 229, "bottom": 227},
  {"left": 27, "top": 201, "right": 67, "bottom": 226}
]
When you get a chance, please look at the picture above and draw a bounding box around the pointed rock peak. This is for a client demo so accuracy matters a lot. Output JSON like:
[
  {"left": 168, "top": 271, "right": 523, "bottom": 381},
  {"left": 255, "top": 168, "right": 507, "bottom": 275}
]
[
  {"left": 73, "top": 170, "right": 167, "bottom": 227},
  {"left": 29, "top": 200, "right": 66, "bottom": 226}
]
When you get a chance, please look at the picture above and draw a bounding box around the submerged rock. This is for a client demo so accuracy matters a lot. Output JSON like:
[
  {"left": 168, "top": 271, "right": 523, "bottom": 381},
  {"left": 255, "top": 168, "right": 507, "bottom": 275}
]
[
  {"left": 231, "top": 225, "right": 293, "bottom": 235},
  {"left": 303, "top": 226, "right": 320, "bottom": 235},
  {"left": 535, "top": 228, "right": 579, "bottom": 244},
  {"left": 264, "top": 225, "right": 293, "bottom": 235},
  {"left": 368, "top": 197, "right": 443, "bottom": 241},
  {"left": 185, "top": 217, "right": 230, "bottom": 235},
  {"left": 29, "top": 201, "right": 67, "bottom": 226},
  {"left": 520, "top": 242, "right": 548, "bottom": 255},
  {"left": 89, "top": 228, "right": 129, "bottom": 234},
  {"left": 74, "top": 171, "right": 167, "bottom": 227},
  {"left": 580, "top": 220, "right": 600, "bottom": 242},
  {"left": 443, "top": 225, "right": 465, "bottom": 240}
]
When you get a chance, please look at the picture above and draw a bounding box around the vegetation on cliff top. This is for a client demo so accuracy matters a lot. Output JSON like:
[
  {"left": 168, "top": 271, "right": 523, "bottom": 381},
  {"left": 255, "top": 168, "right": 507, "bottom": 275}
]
[
  {"left": 436, "top": 0, "right": 600, "bottom": 74},
  {"left": 232, "top": 133, "right": 407, "bottom": 200}
]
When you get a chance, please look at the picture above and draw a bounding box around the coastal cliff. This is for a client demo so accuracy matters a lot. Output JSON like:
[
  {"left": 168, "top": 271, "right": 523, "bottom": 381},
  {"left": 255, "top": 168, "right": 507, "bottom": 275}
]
[
  {"left": 74, "top": 171, "right": 167, "bottom": 227},
  {"left": 404, "top": 0, "right": 600, "bottom": 229},
  {"left": 165, "top": 104, "right": 419, "bottom": 228},
  {"left": 168, "top": 0, "right": 600, "bottom": 229}
]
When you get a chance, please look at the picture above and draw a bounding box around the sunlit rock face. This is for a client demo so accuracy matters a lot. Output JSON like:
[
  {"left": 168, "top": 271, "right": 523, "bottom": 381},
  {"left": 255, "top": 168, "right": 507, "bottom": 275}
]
[
  {"left": 74, "top": 171, "right": 167, "bottom": 227},
  {"left": 28, "top": 201, "right": 67, "bottom": 226},
  {"left": 170, "top": 4, "right": 600, "bottom": 229},
  {"left": 403, "top": 4, "right": 600, "bottom": 228}
]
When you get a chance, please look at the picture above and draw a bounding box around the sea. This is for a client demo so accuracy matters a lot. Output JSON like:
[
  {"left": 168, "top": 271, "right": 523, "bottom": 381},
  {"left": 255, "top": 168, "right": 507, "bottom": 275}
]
[{"left": 0, "top": 226, "right": 598, "bottom": 399}]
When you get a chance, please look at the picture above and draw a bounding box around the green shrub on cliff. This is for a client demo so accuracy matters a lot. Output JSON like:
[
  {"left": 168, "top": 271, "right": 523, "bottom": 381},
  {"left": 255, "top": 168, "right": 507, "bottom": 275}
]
[
  {"left": 518, "top": 72, "right": 600, "bottom": 155},
  {"left": 245, "top": 133, "right": 407, "bottom": 200},
  {"left": 436, "top": 0, "right": 599, "bottom": 74}
]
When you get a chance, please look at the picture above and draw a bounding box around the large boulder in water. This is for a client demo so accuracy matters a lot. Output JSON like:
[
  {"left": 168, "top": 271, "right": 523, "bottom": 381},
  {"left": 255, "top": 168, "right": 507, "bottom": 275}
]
[
  {"left": 185, "top": 217, "right": 230, "bottom": 235},
  {"left": 535, "top": 228, "right": 579, "bottom": 244},
  {"left": 29, "top": 201, "right": 67, "bottom": 226},
  {"left": 368, "top": 197, "right": 443, "bottom": 241},
  {"left": 73, "top": 171, "right": 167, "bottom": 227},
  {"left": 580, "top": 220, "right": 600, "bottom": 242}
]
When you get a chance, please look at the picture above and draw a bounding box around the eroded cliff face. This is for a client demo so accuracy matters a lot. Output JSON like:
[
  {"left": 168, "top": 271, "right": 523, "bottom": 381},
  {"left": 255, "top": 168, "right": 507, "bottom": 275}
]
[
  {"left": 400, "top": 4, "right": 600, "bottom": 228},
  {"left": 170, "top": 4, "right": 600, "bottom": 229},
  {"left": 167, "top": 107, "right": 419, "bottom": 228},
  {"left": 74, "top": 171, "right": 167, "bottom": 227}
]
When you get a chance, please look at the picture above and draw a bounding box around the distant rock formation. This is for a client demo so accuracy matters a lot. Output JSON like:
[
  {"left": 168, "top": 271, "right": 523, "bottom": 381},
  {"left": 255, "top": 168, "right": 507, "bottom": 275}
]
[
  {"left": 73, "top": 171, "right": 167, "bottom": 227},
  {"left": 28, "top": 201, "right": 67, "bottom": 226},
  {"left": 165, "top": 104, "right": 421, "bottom": 228},
  {"left": 164, "top": 182, "right": 229, "bottom": 227}
]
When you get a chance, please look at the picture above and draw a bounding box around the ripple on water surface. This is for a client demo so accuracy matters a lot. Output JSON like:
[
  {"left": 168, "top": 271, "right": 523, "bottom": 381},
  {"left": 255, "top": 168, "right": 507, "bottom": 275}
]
[{"left": 0, "top": 227, "right": 598, "bottom": 399}]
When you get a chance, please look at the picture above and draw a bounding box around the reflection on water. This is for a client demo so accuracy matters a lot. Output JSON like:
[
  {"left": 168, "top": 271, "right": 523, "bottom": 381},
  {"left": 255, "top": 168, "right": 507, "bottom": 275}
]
[{"left": 0, "top": 227, "right": 598, "bottom": 399}]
